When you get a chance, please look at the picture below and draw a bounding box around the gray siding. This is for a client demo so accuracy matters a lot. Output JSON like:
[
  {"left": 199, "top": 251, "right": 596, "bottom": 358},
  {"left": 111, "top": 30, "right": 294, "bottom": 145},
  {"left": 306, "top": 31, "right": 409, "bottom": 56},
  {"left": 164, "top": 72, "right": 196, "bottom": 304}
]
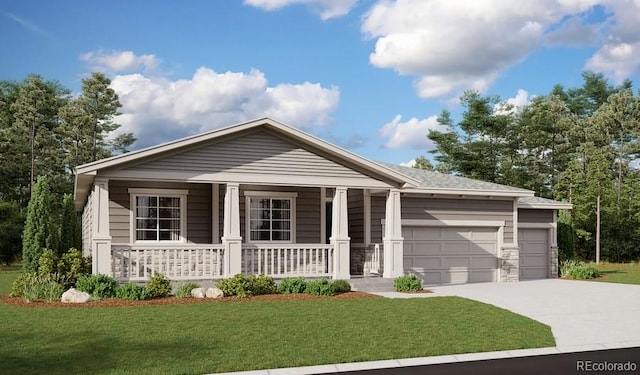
[
  {"left": 401, "top": 197, "right": 514, "bottom": 243},
  {"left": 237, "top": 185, "right": 321, "bottom": 243},
  {"left": 371, "top": 196, "right": 386, "bottom": 243},
  {"left": 348, "top": 189, "right": 364, "bottom": 244},
  {"left": 126, "top": 130, "right": 373, "bottom": 181},
  {"left": 518, "top": 208, "right": 553, "bottom": 224},
  {"left": 109, "top": 181, "right": 211, "bottom": 244}
]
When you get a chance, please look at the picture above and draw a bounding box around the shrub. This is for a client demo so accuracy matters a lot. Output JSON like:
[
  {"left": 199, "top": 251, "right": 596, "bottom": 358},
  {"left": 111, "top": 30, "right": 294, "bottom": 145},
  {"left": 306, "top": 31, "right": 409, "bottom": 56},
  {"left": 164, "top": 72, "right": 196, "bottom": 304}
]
[
  {"left": 145, "top": 273, "right": 172, "bottom": 298},
  {"left": 75, "top": 274, "right": 118, "bottom": 299},
  {"left": 12, "top": 273, "right": 65, "bottom": 302},
  {"left": 216, "top": 274, "right": 276, "bottom": 297},
  {"left": 248, "top": 274, "right": 276, "bottom": 295},
  {"left": 58, "top": 248, "right": 91, "bottom": 286},
  {"left": 38, "top": 249, "right": 58, "bottom": 276},
  {"left": 22, "top": 176, "right": 58, "bottom": 273},
  {"left": 278, "top": 277, "right": 307, "bottom": 294},
  {"left": 560, "top": 259, "right": 600, "bottom": 280},
  {"left": 175, "top": 282, "right": 200, "bottom": 298},
  {"left": 116, "top": 282, "right": 149, "bottom": 300},
  {"left": 305, "top": 278, "right": 335, "bottom": 296},
  {"left": 331, "top": 279, "right": 351, "bottom": 294},
  {"left": 394, "top": 274, "right": 423, "bottom": 292},
  {"left": 217, "top": 274, "right": 251, "bottom": 297}
]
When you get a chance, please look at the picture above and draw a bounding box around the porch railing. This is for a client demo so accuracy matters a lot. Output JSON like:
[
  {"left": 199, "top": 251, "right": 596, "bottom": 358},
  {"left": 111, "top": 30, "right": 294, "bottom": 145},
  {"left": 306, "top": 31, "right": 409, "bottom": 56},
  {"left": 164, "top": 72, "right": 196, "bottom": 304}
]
[
  {"left": 112, "top": 244, "right": 225, "bottom": 281},
  {"left": 241, "top": 244, "right": 334, "bottom": 278}
]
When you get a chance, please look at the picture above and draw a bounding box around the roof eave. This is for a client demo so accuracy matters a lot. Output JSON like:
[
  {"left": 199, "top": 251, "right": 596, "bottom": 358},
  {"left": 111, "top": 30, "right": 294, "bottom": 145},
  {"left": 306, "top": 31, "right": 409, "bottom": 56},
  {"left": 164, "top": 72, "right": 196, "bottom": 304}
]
[
  {"left": 400, "top": 187, "right": 534, "bottom": 198},
  {"left": 517, "top": 202, "right": 573, "bottom": 210}
]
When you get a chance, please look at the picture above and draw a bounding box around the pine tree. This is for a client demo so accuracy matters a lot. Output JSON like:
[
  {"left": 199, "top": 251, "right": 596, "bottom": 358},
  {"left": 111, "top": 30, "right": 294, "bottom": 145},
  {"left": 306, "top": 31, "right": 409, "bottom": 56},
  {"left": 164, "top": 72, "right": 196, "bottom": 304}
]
[{"left": 59, "top": 193, "right": 81, "bottom": 253}]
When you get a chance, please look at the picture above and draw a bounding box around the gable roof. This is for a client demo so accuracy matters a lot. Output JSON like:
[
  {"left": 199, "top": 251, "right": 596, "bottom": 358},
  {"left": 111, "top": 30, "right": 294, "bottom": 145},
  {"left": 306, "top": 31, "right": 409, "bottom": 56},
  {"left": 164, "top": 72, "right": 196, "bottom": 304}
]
[{"left": 74, "top": 118, "right": 420, "bottom": 206}]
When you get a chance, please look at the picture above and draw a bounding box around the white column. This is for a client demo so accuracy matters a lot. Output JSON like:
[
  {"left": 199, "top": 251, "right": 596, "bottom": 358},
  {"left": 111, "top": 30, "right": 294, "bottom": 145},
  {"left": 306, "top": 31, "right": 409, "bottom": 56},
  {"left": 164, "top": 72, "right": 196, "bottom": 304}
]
[
  {"left": 383, "top": 189, "right": 404, "bottom": 278},
  {"left": 363, "top": 189, "right": 371, "bottom": 246},
  {"left": 222, "top": 183, "right": 242, "bottom": 276},
  {"left": 331, "top": 186, "right": 350, "bottom": 279},
  {"left": 91, "top": 178, "right": 112, "bottom": 275}
]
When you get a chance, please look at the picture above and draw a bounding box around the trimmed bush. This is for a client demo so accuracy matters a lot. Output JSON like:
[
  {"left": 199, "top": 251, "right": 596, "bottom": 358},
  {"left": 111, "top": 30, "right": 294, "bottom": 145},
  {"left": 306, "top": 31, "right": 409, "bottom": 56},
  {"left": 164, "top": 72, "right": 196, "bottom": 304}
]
[
  {"left": 278, "top": 277, "right": 307, "bottom": 294},
  {"left": 116, "top": 282, "right": 149, "bottom": 300},
  {"left": 38, "top": 249, "right": 58, "bottom": 276},
  {"left": 394, "top": 274, "right": 423, "bottom": 292},
  {"left": 216, "top": 274, "right": 277, "bottom": 297},
  {"left": 331, "top": 279, "right": 351, "bottom": 294},
  {"left": 217, "top": 274, "right": 252, "bottom": 297},
  {"left": 175, "top": 282, "right": 200, "bottom": 298},
  {"left": 305, "top": 278, "right": 335, "bottom": 296},
  {"left": 248, "top": 274, "right": 276, "bottom": 295},
  {"left": 58, "top": 248, "right": 91, "bottom": 286},
  {"left": 75, "top": 274, "right": 118, "bottom": 299},
  {"left": 10, "top": 273, "right": 32, "bottom": 297},
  {"left": 560, "top": 259, "right": 600, "bottom": 280},
  {"left": 145, "top": 273, "right": 172, "bottom": 298}
]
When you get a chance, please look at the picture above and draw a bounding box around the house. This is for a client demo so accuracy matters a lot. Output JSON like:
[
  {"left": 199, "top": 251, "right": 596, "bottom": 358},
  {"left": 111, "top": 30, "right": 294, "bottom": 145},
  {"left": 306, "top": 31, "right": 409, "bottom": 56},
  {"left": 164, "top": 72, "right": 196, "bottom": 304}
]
[{"left": 74, "top": 118, "right": 571, "bottom": 285}]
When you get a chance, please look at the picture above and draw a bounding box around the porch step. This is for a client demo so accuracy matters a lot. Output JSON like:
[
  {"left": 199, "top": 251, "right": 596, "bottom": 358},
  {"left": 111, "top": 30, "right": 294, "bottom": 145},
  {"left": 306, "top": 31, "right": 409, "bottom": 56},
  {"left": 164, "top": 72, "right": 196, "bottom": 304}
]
[{"left": 349, "top": 278, "right": 396, "bottom": 293}]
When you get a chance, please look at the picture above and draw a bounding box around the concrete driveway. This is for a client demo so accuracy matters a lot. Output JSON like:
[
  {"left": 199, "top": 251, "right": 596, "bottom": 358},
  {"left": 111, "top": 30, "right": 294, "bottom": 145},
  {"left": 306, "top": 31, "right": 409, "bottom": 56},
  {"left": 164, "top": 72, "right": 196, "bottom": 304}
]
[{"left": 381, "top": 279, "right": 640, "bottom": 350}]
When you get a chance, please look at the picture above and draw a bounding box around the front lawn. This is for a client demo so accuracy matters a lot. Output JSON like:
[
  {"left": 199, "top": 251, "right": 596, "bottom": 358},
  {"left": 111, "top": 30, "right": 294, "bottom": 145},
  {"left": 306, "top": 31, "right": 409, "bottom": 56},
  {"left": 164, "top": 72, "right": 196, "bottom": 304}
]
[
  {"left": 593, "top": 262, "right": 640, "bottom": 285},
  {"left": 0, "top": 269, "right": 555, "bottom": 375}
]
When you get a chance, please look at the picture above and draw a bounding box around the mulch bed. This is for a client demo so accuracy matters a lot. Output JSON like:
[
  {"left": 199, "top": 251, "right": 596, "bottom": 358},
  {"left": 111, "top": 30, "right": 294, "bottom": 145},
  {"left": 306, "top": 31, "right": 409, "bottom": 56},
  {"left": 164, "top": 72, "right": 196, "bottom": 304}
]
[{"left": 0, "top": 291, "right": 381, "bottom": 308}]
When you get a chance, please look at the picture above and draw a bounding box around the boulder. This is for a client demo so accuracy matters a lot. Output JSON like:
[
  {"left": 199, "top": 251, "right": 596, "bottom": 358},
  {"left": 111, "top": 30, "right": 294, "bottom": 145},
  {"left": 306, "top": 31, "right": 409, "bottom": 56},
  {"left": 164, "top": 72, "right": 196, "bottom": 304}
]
[
  {"left": 205, "top": 287, "right": 223, "bottom": 298},
  {"left": 191, "top": 287, "right": 206, "bottom": 298},
  {"left": 61, "top": 288, "right": 92, "bottom": 303}
]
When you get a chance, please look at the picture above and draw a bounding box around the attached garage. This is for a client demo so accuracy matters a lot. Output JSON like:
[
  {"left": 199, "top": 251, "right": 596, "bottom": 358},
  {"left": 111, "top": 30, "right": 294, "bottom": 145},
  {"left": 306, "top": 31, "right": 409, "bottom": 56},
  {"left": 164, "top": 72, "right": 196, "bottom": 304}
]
[
  {"left": 518, "top": 228, "right": 550, "bottom": 279},
  {"left": 403, "top": 226, "right": 499, "bottom": 284}
]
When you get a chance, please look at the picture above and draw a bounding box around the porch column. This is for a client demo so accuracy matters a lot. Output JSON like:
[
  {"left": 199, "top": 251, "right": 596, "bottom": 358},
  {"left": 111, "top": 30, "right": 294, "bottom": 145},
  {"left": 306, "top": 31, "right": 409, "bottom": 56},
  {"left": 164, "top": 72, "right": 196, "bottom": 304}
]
[
  {"left": 331, "top": 186, "right": 350, "bottom": 279},
  {"left": 91, "top": 178, "right": 112, "bottom": 275},
  {"left": 383, "top": 189, "right": 404, "bottom": 278},
  {"left": 222, "top": 183, "right": 242, "bottom": 276}
]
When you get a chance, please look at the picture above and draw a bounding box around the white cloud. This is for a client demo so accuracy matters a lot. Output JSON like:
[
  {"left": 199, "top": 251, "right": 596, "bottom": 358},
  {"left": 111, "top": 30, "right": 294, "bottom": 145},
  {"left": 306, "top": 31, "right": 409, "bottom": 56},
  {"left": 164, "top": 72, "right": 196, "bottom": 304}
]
[
  {"left": 361, "top": 0, "right": 602, "bottom": 99},
  {"left": 399, "top": 159, "right": 416, "bottom": 167},
  {"left": 544, "top": 16, "right": 600, "bottom": 46},
  {"left": 80, "top": 50, "right": 160, "bottom": 73},
  {"left": 586, "top": 41, "right": 640, "bottom": 83},
  {"left": 379, "top": 115, "right": 446, "bottom": 149},
  {"left": 495, "top": 89, "right": 532, "bottom": 115},
  {"left": 244, "top": 0, "right": 358, "bottom": 20},
  {"left": 108, "top": 66, "right": 340, "bottom": 148}
]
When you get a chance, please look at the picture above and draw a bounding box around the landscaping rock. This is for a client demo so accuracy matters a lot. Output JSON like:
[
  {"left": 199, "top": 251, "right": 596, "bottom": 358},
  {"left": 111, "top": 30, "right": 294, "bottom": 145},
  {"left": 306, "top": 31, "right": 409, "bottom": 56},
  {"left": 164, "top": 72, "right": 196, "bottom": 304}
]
[
  {"left": 61, "top": 288, "right": 92, "bottom": 303},
  {"left": 191, "top": 288, "right": 206, "bottom": 298},
  {"left": 205, "top": 287, "right": 223, "bottom": 298}
]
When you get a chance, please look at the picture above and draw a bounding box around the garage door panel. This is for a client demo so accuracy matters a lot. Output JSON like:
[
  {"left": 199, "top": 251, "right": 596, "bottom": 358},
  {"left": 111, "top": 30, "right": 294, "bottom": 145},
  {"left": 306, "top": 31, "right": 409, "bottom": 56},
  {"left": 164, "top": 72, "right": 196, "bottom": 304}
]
[
  {"left": 518, "top": 228, "right": 549, "bottom": 280},
  {"left": 403, "top": 226, "right": 498, "bottom": 285}
]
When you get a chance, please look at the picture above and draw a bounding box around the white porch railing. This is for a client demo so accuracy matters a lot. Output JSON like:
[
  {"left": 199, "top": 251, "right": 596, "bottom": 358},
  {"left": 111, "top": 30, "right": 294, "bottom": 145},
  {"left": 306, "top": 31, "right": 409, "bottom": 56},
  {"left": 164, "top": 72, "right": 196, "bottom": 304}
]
[
  {"left": 241, "top": 244, "right": 334, "bottom": 278},
  {"left": 112, "top": 244, "right": 225, "bottom": 281},
  {"left": 364, "top": 243, "right": 383, "bottom": 275}
]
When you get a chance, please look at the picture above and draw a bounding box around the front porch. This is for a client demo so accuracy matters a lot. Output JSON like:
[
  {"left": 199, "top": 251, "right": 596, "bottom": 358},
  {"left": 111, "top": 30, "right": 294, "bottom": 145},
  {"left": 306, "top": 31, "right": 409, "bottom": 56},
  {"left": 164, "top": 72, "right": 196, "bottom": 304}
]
[{"left": 86, "top": 180, "right": 403, "bottom": 282}]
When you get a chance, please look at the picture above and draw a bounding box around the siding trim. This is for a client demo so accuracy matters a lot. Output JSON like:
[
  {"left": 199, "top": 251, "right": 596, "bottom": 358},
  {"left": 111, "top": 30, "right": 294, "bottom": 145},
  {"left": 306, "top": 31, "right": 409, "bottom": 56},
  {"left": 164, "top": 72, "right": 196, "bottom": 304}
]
[
  {"left": 212, "top": 184, "right": 219, "bottom": 243},
  {"left": 320, "top": 187, "right": 326, "bottom": 244},
  {"left": 519, "top": 223, "right": 553, "bottom": 228}
]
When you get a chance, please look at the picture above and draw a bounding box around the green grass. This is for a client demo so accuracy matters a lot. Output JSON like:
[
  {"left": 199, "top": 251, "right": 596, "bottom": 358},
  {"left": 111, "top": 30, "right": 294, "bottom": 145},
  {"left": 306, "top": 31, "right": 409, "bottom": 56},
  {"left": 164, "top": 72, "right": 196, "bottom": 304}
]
[
  {"left": 593, "top": 262, "right": 640, "bottom": 285},
  {"left": 0, "top": 268, "right": 555, "bottom": 375}
]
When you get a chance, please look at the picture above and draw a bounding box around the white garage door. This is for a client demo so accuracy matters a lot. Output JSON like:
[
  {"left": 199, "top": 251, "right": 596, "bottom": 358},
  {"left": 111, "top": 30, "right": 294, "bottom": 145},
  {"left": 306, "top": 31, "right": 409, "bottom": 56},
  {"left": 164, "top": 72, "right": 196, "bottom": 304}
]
[
  {"left": 518, "top": 228, "right": 549, "bottom": 279},
  {"left": 403, "top": 226, "right": 499, "bottom": 284}
]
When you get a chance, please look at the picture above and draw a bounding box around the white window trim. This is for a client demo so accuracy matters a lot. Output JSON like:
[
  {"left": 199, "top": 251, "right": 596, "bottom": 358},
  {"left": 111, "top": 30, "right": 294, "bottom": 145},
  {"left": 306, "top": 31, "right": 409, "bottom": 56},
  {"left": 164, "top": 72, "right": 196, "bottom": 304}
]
[
  {"left": 129, "top": 188, "right": 189, "bottom": 243},
  {"left": 245, "top": 191, "right": 297, "bottom": 243}
]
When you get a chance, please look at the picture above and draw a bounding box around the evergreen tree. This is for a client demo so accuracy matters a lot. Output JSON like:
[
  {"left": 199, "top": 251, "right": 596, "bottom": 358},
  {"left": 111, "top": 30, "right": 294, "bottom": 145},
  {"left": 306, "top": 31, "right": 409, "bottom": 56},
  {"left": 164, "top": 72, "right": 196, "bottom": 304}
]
[
  {"left": 21, "top": 176, "right": 58, "bottom": 272},
  {"left": 0, "top": 201, "right": 24, "bottom": 265},
  {"left": 59, "top": 193, "right": 81, "bottom": 253}
]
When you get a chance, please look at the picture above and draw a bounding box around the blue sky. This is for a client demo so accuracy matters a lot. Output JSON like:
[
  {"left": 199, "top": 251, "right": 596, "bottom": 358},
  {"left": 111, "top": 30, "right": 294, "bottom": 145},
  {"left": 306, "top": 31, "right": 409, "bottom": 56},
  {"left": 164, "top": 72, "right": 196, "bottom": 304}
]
[{"left": 2, "top": 0, "right": 640, "bottom": 166}]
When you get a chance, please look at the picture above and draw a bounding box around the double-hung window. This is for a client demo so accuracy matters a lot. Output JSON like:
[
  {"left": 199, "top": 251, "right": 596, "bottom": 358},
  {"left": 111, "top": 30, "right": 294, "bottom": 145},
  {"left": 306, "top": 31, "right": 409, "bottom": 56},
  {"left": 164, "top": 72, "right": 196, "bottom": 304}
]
[
  {"left": 245, "top": 191, "right": 296, "bottom": 242},
  {"left": 129, "top": 188, "right": 188, "bottom": 242}
]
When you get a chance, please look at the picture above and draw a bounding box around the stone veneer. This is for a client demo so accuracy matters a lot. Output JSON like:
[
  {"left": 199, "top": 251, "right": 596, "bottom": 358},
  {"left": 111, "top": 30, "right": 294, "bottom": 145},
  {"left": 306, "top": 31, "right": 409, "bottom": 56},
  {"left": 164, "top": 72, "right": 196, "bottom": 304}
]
[
  {"left": 500, "top": 246, "right": 520, "bottom": 282},
  {"left": 550, "top": 246, "right": 559, "bottom": 278}
]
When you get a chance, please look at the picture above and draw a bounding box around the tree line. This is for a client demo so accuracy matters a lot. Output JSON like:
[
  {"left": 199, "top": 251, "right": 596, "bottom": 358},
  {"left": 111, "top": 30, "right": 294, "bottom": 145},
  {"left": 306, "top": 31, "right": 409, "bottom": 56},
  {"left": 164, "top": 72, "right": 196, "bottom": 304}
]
[
  {"left": 418, "top": 72, "right": 640, "bottom": 262},
  {"left": 0, "top": 72, "right": 135, "bottom": 265}
]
